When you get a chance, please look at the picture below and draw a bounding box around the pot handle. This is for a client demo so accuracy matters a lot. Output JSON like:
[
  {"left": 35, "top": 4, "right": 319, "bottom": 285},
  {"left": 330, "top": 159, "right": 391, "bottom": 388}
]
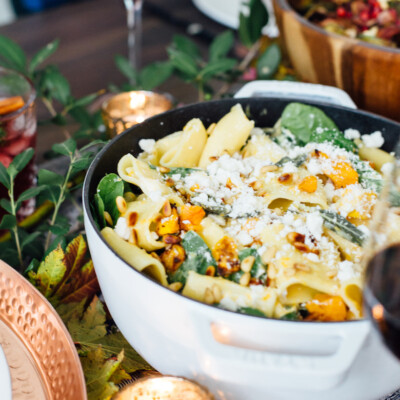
[
  {"left": 192, "top": 312, "right": 370, "bottom": 390},
  {"left": 234, "top": 80, "right": 357, "bottom": 109}
]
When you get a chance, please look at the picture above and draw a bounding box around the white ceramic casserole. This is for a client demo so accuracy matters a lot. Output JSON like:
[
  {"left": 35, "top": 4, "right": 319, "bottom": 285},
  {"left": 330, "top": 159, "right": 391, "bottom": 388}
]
[{"left": 83, "top": 82, "right": 400, "bottom": 400}]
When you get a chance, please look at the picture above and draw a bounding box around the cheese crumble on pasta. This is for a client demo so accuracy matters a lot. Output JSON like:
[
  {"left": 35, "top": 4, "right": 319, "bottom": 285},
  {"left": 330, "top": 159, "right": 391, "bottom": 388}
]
[{"left": 95, "top": 103, "right": 400, "bottom": 322}]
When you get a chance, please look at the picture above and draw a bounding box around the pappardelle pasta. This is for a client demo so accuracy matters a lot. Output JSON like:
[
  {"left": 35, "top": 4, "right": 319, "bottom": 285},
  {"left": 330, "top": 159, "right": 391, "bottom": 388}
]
[{"left": 92, "top": 102, "right": 400, "bottom": 321}]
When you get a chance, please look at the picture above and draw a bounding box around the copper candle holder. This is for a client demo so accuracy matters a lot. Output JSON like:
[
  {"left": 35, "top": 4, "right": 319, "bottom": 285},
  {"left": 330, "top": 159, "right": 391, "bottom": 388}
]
[
  {"left": 101, "top": 91, "right": 173, "bottom": 137},
  {"left": 113, "top": 376, "right": 214, "bottom": 400}
]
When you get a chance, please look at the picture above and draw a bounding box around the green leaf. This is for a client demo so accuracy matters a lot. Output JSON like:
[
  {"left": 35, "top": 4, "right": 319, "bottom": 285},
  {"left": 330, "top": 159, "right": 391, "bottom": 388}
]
[
  {"left": 70, "top": 92, "right": 99, "bottom": 109},
  {"left": 139, "top": 61, "right": 174, "bottom": 90},
  {"left": 170, "top": 231, "right": 216, "bottom": 284},
  {"left": 275, "top": 154, "right": 307, "bottom": 168},
  {"left": 71, "top": 153, "right": 94, "bottom": 176},
  {"left": 8, "top": 148, "right": 34, "bottom": 179},
  {"left": 172, "top": 35, "right": 201, "bottom": 59},
  {"left": 93, "top": 194, "right": 106, "bottom": 229},
  {"left": 0, "top": 199, "right": 11, "bottom": 214},
  {"left": 21, "top": 231, "right": 42, "bottom": 250},
  {"left": 0, "top": 35, "right": 27, "bottom": 72},
  {"left": 52, "top": 138, "right": 77, "bottom": 158},
  {"left": 239, "top": 0, "right": 269, "bottom": 47},
  {"left": 309, "top": 128, "right": 357, "bottom": 153},
  {"left": 230, "top": 247, "right": 267, "bottom": 284},
  {"left": 0, "top": 162, "right": 10, "bottom": 189},
  {"left": 27, "top": 245, "right": 66, "bottom": 297},
  {"left": 17, "top": 186, "right": 45, "bottom": 204},
  {"left": 167, "top": 47, "right": 199, "bottom": 78},
  {"left": 38, "top": 169, "right": 64, "bottom": 186},
  {"left": 281, "top": 103, "right": 339, "bottom": 144},
  {"left": 29, "top": 39, "right": 60, "bottom": 73},
  {"left": 198, "top": 58, "right": 237, "bottom": 81},
  {"left": 96, "top": 173, "right": 124, "bottom": 226},
  {"left": 237, "top": 306, "right": 266, "bottom": 317},
  {"left": 49, "top": 215, "right": 70, "bottom": 236},
  {"left": 115, "top": 54, "right": 138, "bottom": 82},
  {"left": 257, "top": 43, "right": 281, "bottom": 79},
  {"left": 209, "top": 31, "right": 234, "bottom": 62},
  {"left": 280, "top": 311, "right": 301, "bottom": 320},
  {"left": 0, "top": 214, "right": 16, "bottom": 230},
  {"left": 319, "top": 210, "right": 366, "bottom": 246},
  {"left": 162, "top": 167, "right": 200, "bottom": 178},
  {"left": 37, "top": 65, "right": 71, "bottom": 105}
]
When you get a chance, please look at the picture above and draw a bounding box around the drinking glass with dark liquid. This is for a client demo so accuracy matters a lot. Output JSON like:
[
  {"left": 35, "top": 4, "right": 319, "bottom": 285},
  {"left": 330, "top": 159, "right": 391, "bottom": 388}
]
[
  {"left": 0, "top": 67, "right": 37, "bottom": 221},
  {"left": 363, "top": 157, "right": 400, "bottom": 360}
]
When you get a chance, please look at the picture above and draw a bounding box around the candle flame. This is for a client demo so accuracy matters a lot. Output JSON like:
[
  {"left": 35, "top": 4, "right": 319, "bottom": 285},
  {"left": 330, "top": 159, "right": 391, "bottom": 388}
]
[{"left": 129, "top": 92, "right": 147, "bottom": 109}]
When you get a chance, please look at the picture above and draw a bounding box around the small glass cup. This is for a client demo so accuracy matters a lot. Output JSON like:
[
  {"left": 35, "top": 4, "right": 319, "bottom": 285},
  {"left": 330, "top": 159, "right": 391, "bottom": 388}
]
[
  {"left": 101, "top": 90, "right": 173, "bottom": 137},
  {"left": 0, "top": 67, "right": 37, "bottom": 220}
]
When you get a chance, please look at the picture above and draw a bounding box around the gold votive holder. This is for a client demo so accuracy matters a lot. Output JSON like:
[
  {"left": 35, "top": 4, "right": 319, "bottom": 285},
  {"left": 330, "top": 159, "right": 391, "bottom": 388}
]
[
  {"left": 101, "top": 90, "right": 173, "bottom": 137},
  {"left": 113, "top": 376, "right": 214, "bottom": 400}
]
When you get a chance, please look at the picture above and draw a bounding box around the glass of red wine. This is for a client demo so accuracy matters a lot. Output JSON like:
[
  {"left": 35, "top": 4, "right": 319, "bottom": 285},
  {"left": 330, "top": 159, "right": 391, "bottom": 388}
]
[
  {"left": 363, "top": 155, "right": 400, "bottom": 360},
  {"left": 0, "top": 67, "right": 37, "bottom": 221}
]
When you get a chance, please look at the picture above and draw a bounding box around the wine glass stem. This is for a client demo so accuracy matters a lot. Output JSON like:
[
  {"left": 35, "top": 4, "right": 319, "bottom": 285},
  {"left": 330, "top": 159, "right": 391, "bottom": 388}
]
[{"left": 124, "top": 0, "right": 143, "bottom": 82}]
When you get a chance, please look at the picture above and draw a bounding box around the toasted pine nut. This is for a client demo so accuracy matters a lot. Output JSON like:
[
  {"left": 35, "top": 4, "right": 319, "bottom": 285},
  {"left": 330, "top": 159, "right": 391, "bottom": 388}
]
[
  {"left": 249, "top": 181, "right": 262, "bottom": 190},
  {"left": 169, "top": 282, "right": 183, "bottom": 292},
  {"left": 204, "top": 288, "right": 215, "bottom": 304},
  {"left": 239, "top": 272, "right": 251, "bottom": 287},
  {"left": 284, "top": 268, "right": 296, "bottom": 277},
  {"left": 159, "top": 166, "right": 170, "bottom": 173},
  {"left": 116, "top": 196, "right": 127, "bottom": 214},
  {"left": 327, "top": 270, "right": 337, "bottom": 279},
  {"left": 212, "top": 284, "right": 222, "bottom": 303},
  {"left": 123, "top": 191, "right": 136, "bottom": 202},
  {"left": 205, "top": 265, "right": 216, "bottom": 276},
  {"left": 261, "top": 247, "right": 276, "bottom": 264},
  {"left": 287, "top": 232, "right": 305, "bottom": 244},
  {"left": 162, "top": 201, "right": 172, "bottom": 217},
  {"left": 294, "top": 263, "right": 311, "bottom": 272},
  {"left": 241, "top": 256, "right": 255, "bottom": 273},
  {"left": 129, "top": 229, "right": 138, "bottom": 245},
  {"left": 104, "top": 211, "right": 113, "bottom": 226},
  {"left": 128, "top": 212, "right": 138, "bottom": 227},
  {"left": 261, "top": 165, "right": 278, "bottom": 173},
  {"left": 278, "top": 173, "right": 292, "bottom": 184}
]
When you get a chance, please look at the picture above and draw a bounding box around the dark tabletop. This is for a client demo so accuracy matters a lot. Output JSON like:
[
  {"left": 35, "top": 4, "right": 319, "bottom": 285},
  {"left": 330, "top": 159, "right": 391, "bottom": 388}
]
[{"left": 0, "top": 0, "right": 226, "bottom": 160}]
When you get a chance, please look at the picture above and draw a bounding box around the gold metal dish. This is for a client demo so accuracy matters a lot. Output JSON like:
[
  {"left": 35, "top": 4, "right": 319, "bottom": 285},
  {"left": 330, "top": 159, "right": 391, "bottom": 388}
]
[{"left": 0, "top": 260, "right": 87, "bottom": 400}]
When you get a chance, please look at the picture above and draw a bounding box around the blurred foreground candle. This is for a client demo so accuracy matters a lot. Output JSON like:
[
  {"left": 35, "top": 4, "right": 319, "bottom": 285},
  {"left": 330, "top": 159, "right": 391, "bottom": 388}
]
[
  {"left": 101, "top": 91, "right": 173, "bottom": 137},
  {"left": 113, "top": 376, "right": 214, "bottom": 400}
]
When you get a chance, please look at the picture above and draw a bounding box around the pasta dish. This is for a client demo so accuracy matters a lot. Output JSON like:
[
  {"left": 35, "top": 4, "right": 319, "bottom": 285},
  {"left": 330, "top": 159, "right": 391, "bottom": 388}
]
[{"left": 92, "top": 102, "right": 399, "bottom": 321}]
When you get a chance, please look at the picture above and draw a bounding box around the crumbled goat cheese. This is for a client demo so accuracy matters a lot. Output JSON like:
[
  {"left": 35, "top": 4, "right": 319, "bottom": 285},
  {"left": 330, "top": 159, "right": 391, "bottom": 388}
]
[
  {"left": 114, "top": 217, "right": 130, "bottom": 240},
  {"left": 381, "top": 162, "right": 394, "bottom": 176},
  {"left": 237, "top": 231, "right": 253, "bottom": 246},
  {"left": 138, "top": 138, "right": 156, "bottom": 153},
  {"left": 306, "top": 212, "right": 323, "bottom": 240},
  {"left": 344, "top": 128, "right": 361, "bottom": 140},
  {"left": 337, "top": 261, "right": 357, "bottom": 282},
  {"left": 219, "top": 295, "right": 237, "bottom": 311},
  {"left": 361, "top": 131, "right": 384, "bottom": 148}
]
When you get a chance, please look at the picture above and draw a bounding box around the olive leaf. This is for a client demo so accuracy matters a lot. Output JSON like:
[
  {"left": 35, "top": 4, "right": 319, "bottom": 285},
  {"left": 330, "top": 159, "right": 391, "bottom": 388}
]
[
  {"left": 209, "top": 31, "right": 234, "bottom": 62},
  {"left": 29, "top": 38, "right": 60, "bottom": 73},
  {"left": 139, "top": 61, "right": 174, "bottom": 90},
  {"left": 239, "top": 0, "right": 269, "bottom": 47},
  {"left": 257, "top": 43, "right": 281, "bottom": 79},
  {"left": 0, "top": 35, "right": 27, "bottom": 72},
  {"left": 114, "top": 54, "right": 138, "bottom": 82},
  {"left": 172, "top": 34, "right": 201, "bottom": 59},
  {"left": 167, "top": 47, "right": 199, "bottom": 78}
]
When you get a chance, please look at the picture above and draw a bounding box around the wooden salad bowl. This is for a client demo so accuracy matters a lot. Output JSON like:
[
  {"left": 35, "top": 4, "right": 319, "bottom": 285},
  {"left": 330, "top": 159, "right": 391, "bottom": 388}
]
[{"left": 273, "top": 0, "right": 400, "bottom": 121}]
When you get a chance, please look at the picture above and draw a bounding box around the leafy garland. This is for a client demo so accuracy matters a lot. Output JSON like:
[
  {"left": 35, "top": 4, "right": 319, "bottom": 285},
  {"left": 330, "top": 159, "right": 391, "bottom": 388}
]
[{"left": 0, "top": 0, "right": 296, "bottom": 397}]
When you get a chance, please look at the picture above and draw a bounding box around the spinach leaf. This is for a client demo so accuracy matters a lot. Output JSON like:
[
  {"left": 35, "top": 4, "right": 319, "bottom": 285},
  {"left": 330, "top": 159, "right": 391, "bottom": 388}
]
[
  {"left": 163, "top": 167, "right": 201, "bottom": 178},
  {"left": 92, "top": 194, "right": 106, "bottom": 230},
  {"left": 169, "top": 231, "right": 216, "bottom": 284},
  {"left": 281, "top": 103, "right": 339, "bottom": 144},
  {"left": 280, "top": 311, "right": 301, "bottom": 320},
  {"left": 275, "top": 154, "right": 307, "bottom": 168},
  {"left": 229, "top": 247, "right": 267, "bottom": 284},
  {"left": 319, "top": 209, "right": 367, "bottom": 246},
  {"left": 237, "top": 307, "right": 266, "bottom": 317},
  {"left": 96, "top": 173, "right": 124, "bottom": 227},
  {"left": 309, "top": 128, "right": 357, "bottom": 153}
]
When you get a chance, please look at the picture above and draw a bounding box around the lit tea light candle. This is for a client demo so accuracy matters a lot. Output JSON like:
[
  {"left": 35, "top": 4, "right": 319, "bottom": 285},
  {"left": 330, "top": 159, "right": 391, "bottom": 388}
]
[
  {"left": 113, "top": 376, "right": 214, "bottom": 400},
  {"left": 101, "top": 91, "right": 173, "bottom": 137}
]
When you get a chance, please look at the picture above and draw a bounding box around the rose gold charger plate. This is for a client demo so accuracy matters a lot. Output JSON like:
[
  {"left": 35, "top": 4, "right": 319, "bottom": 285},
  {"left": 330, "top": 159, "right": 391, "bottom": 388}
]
[{"left": 0, "top": 260, "right": 87, "bottom": 400}]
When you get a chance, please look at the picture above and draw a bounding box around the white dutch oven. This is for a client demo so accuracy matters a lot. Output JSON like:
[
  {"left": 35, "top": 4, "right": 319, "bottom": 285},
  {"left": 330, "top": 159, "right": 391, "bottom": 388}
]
[{"left": 84, "top": 82, "right": 400, "bottom": 400}]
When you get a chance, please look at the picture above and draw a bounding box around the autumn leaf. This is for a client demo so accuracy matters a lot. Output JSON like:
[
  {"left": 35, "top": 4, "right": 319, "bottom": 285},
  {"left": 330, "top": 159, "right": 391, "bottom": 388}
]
[
  {"left": 68, "top": 296, "right": 107, "bottom": 343},
  {"left": 27, "top": 246, "right": 66, "bottom": 297},
  {"left": 81, "top": 347, "right": 123, "bottom": 400}
]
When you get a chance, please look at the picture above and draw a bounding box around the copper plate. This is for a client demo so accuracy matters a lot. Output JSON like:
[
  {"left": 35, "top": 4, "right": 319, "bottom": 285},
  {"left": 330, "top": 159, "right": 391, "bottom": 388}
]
[{"left": 0, "top": 260, "right": 87, "bottom": 400}]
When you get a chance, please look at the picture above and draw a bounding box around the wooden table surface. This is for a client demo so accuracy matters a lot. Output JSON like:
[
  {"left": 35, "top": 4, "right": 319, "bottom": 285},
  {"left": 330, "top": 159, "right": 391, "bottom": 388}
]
[{"left": 0, "top": 0, "right": 227, "bottom": 160}]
